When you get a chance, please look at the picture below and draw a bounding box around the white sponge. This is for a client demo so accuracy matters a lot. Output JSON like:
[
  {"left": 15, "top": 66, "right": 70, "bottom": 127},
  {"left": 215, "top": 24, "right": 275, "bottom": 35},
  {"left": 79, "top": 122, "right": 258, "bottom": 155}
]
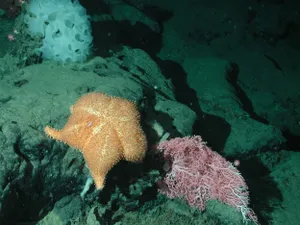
[{"left": 24, "top": 0, "right": 93, "bottom": 63}]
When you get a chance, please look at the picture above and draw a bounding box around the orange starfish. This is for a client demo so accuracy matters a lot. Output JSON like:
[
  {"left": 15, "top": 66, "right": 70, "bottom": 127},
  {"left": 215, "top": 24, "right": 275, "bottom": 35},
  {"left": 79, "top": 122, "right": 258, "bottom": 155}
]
[{"left": 44, "top": 92, "right": 147, "bottom": 189}]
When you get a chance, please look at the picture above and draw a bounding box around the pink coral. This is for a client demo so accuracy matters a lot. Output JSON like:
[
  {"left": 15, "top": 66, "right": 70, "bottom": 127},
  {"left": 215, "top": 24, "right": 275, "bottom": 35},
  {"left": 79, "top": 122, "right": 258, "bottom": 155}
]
[{"left": 157, "top": 135, "right": 258, "bottom": 224}]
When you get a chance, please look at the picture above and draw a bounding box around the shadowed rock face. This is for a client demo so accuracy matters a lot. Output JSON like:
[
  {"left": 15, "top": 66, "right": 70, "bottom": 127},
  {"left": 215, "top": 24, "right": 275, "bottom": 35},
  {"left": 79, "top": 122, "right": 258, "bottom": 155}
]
[{"left": 0, "top": 0, "right": 21, "bottom": 17}]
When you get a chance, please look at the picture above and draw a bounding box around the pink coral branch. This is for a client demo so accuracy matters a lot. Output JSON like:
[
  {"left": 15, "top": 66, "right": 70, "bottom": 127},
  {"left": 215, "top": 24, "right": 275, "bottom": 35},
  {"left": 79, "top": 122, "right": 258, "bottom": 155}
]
[{"left": 157, "top": 135, "right": 258, "bottom": 224}]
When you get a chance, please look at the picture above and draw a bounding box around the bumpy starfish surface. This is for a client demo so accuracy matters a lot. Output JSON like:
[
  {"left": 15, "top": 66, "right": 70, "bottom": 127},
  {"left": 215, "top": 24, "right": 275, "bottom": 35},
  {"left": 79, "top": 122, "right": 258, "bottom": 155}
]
[{"left": 45, "top": 92, "right": 147, "bottom": 189}]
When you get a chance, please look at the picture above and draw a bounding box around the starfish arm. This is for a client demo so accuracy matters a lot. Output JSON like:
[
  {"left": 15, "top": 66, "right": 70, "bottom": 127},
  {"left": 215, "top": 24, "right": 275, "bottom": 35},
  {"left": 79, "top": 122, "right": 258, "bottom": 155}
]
[
  {"left": 45, "top": 126, "right": 62, "bottom": 141},
  {"left": 118, "top": 122, "right": 147, "bottom": 162},
  {"left": 82, "top": 150, "right": 106, "bottom": 189},
  {"left": 82, "top": 131, "right": 123, "bottom": 190}
]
